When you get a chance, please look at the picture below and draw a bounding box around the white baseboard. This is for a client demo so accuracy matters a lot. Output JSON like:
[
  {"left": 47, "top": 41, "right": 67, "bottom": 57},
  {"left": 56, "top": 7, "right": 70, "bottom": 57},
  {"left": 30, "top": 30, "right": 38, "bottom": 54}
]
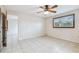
[
  {"left": 19, "top": 34, "right": 45, "bottom": 40},
  {"left": 46, "top": 35, "right": 79, "bottom": 44}
]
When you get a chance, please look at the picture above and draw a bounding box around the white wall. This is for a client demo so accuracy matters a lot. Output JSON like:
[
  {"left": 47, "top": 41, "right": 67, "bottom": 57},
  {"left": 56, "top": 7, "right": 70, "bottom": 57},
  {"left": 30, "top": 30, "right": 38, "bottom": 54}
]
[
  {"left": 46, "top": 9, "right": 79, "bottom": 43},
  {"left": 18, "top": 13, "right": 45, "bottom": 40}
]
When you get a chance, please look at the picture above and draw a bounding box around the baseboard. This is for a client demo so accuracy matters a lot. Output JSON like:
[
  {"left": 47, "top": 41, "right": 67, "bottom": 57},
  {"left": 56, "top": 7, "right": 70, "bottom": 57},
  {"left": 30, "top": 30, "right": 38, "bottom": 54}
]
[
  {"left": 19, "top": 34, "right": 46, "bottom": 40},
  {"left": 46, "top": 35, "right": 79, "bottom": 44}
]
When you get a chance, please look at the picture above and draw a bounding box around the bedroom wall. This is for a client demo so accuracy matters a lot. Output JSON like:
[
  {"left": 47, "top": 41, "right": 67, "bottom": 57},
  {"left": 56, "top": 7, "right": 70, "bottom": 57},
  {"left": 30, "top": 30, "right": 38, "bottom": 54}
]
[
  {"left": 46, "top": 9, "right": 79, "bottom": 43},
  {"left": 18, "top": 13, "right": 45, "bottom": 40},
  {"left": 7, "top": 11, "right": 45, "bottom": 40}
]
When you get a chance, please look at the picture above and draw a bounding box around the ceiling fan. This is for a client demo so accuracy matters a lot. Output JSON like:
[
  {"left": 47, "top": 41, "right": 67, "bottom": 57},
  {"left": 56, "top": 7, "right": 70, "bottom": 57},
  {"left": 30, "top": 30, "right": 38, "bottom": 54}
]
[{"left": 37, "top": 5, "right": 58, "bottom": 14}]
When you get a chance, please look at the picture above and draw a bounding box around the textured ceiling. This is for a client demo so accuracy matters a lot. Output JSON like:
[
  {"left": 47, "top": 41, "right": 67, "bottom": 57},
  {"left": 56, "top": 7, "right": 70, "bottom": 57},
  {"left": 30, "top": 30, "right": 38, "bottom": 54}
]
[{"left": 5, "top": 5, "right": 79, "bottom": 17}]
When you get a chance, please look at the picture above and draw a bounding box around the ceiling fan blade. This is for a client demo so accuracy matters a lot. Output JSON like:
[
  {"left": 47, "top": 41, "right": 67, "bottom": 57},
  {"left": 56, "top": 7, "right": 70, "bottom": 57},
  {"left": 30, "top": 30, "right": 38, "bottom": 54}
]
[
  {"left": 50, "top": 11, "right": 56, "bottom": 13},
  {"left": 37, "top": 11, "right": 44, "bottom": 13},
  {"left": 48, "top": 10, "right": 56, "bottom": 13},
  {"left": 51, "top": 5, "right": 58, "bottom": 8},
  {"left": 48, "top": 9, "right": 56, "bottom": 13},
  {"left": 39, "top": 6, "right": 44, "bottom": 9}
]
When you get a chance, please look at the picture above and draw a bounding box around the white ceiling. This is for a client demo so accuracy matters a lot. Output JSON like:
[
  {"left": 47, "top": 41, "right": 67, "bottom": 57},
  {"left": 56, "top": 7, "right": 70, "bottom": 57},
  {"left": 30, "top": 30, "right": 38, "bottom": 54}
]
[{"left": 5, "top": 5, "right": 79, "bottom": 17}]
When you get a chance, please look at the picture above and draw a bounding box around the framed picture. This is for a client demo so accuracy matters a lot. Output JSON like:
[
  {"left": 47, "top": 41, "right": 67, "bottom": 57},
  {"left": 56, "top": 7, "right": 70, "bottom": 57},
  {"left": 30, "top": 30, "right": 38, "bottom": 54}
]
[{"left": 53, "top": 14, "right": 75, "bottom": 28}]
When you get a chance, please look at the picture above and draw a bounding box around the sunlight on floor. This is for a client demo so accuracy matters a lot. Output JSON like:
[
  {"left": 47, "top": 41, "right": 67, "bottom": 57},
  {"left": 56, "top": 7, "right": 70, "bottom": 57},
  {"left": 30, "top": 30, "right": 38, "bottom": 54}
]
[{"left": 1, "top": 36, "right": 79, "bottom": 53}]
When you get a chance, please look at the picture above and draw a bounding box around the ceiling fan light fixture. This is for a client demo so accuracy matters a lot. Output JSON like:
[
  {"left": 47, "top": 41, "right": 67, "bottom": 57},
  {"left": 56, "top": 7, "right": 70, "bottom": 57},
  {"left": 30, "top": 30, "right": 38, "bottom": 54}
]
[{"left": 44, "top": 11, "right": 49, "bottom": 14}]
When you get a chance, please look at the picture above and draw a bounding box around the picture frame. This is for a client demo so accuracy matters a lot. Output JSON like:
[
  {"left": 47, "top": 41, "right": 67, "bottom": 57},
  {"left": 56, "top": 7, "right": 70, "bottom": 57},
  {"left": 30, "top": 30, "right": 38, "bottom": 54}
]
[{"left": 53, "top": 14, "right": 75, "bottom": 28}]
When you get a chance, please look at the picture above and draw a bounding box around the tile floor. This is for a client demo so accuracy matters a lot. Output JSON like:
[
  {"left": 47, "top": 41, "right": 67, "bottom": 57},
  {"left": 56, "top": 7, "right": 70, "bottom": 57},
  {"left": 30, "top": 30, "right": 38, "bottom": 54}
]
[{"left": 1, "top": 36, "right": 79, "bottom": 53}]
